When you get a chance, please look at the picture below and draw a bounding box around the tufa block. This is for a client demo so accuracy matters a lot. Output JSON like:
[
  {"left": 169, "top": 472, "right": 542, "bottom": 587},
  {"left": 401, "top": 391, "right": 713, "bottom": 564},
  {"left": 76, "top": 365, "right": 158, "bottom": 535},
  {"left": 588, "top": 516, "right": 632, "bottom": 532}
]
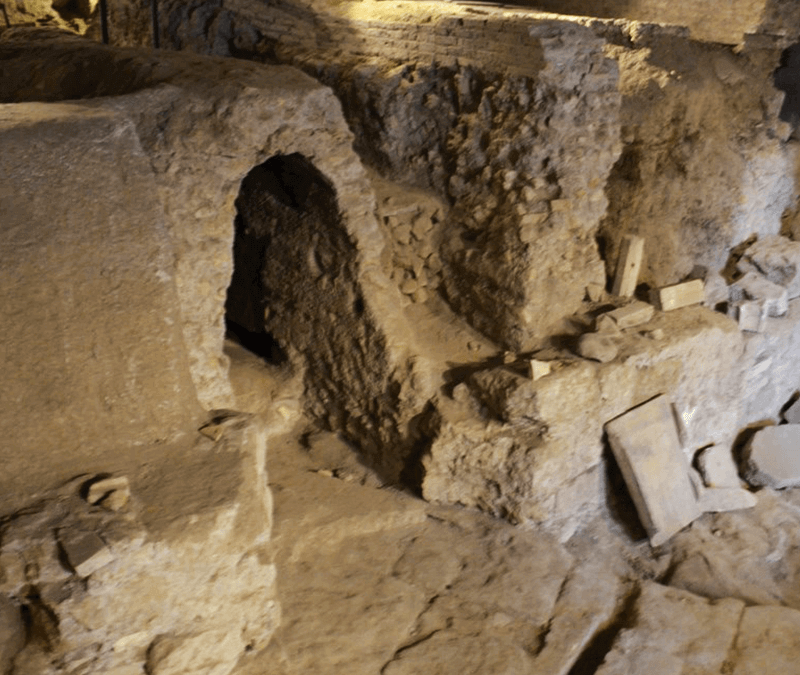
[
  {"left": 605, "top": 301, "right": 655, "bottom": 330},
  {"left": 654, "top": 279, "right": 705, "bottom": 311},
  {"left": 612, "top": 234, "right": 645, "bottom": 298},
  {"left": 605, "top": 395, "right": 701, "bottom": 547}
]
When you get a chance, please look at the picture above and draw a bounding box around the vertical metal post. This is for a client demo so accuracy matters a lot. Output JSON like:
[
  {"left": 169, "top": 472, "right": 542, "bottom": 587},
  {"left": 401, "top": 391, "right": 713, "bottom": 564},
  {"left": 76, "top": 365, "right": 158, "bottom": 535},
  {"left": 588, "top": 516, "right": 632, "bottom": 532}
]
[
  {"left": 151, "top": 0, "right": 160, "bottom": 48},
  {"left": 99, "top": 0, "right": 109, "bottom": 44}
]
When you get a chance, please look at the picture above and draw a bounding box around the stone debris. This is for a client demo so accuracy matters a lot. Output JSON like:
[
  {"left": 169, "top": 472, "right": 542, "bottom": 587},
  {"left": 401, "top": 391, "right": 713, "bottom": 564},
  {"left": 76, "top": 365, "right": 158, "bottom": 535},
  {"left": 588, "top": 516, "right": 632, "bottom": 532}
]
[
  {"left": 735, "top": 300, "right": 765, "bottom": 332},
  {"left": 730, "top": 270, "right": 788, "bottom": 317},
  {"left": 702, "top": 270, "right": 729, "bottom": 309},
  {"left": 585, "top": 282, "right": 606, "bottom": 302},
  {"left": 604, "top": 300, "right": 655, "bottom": 330},
  {"left": 605, "top": 395, "right": 701, "bottom": 546},
  {"left": 653, "top": 278, "right": 705, "bottom": 311},
  {"left": 530, "top": 359, "right": 552, "bottom": 381},
  {"left": 738, "top": 234, "right": 800, "bottom": 299},
  {"left": 86, "top": 476, "right": 131, "bottom": 511},
  {"left": 595, "top": 313, "right": 622, "bottom": 335},
  {"left": 58, "top": 529, "right": 115, "bottom": 577},
  {"left": 611, "top": 234, "right": 644, "bottom": 298},
  {"left": 697, "top": 486, "right": 757, "bottom": 513},
  {"left": 744, "top": 424, "right": 800, "bottom": 489},
  {"left": 577, "top": 333, "right": 618, "bottom": 363},
  {"left": 696, "top": 445, "right": 742, "bottom": 489}
]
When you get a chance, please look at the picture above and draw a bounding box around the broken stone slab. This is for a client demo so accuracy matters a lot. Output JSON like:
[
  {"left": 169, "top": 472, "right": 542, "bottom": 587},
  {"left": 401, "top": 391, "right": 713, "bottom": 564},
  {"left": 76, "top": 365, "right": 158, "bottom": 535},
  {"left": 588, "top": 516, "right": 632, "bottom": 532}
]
[
  {"left": 744, "top": 424, "right": 800, "bottom": 488},
  {"left": 696, "top": 445, "right": 742, "bottom": 488},
  {"left": 595, "top": 581, "right": 744, "bottom": 675},
  {"left": 604, "top": 395, "right": 701, "bottom": 547},
  {"left": 611, "top": 234, "right": 644, "bottom": 298},
  {"left": 603, "top": 300, "right": 655, "bottom": 330},
  {"left": 738, "top": 234, "right": 800, "bottom": 299},
  {"left": 58, "top": 529, "right": 115, "bottom": 577},
  {"left": 652, "top": 278, "right": 705, "bottom": 311},
  {"left": 577, "top": 333, "right": 618, "bottom": 363},
  {"left": 585, "top": 282, "right": 605, "bottom": 303},
  {"left": 730, "top": 270, "right": 788, "bottom": 317},
  {"left": 697, "top": 486, "right": 757, "bottom": 513}
]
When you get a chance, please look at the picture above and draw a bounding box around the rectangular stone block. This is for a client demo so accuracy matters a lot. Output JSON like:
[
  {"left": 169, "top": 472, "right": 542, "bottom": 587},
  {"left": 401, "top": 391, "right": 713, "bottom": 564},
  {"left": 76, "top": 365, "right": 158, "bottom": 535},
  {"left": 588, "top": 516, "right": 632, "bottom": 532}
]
[
  {"left": 605, "top": 395, "right": 701, "bottom": 547},
  {"left": 654, "top": 279, "right": 705, "bottom": 311},
  {"left": 605, "top": 301, "right": 655, "bottom": 330},
  {"left": 612, "top": 234, "right": 644, "bottom": 297},
  {"left": 530, "top": 359, "right": 552, "bottom": 381}
]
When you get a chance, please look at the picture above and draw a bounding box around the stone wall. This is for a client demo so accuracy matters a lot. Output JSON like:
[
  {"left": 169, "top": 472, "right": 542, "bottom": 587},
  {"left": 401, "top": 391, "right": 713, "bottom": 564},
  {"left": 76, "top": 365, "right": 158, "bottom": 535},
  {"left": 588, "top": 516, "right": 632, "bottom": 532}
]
[{"left": 0, "top": 97, "right": 202, "bottom": 497}]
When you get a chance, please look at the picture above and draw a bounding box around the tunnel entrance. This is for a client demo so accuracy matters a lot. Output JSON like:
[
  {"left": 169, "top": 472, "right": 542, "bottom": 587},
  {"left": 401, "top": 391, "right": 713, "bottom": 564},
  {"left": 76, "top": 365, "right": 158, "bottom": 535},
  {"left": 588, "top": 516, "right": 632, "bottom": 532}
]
[{"left": 224, "top": 152, "right": 341, "bottom": 367}]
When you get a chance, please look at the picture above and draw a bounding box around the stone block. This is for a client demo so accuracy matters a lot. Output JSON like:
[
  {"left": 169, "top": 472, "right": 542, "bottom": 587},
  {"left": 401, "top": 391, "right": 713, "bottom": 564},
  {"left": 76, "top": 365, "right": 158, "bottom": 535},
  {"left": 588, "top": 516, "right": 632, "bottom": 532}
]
[
  {"left": 731, "top": 271, "right": 788, "bottom": 317},
  {"left": 744, "top": 424, "right": 800, "bottom": 488},
  {"left": 612, "top": 234, "right": 645, "bottom": 298},
  {"left": 696, "top": 445, "right": 741, "bottom": 488},
  {"left": 738, "top": 234, "right": 800, "bottom": 298},
  {"left": 736, "top": 301, "right": 765, "bottom": 332},
  {"left": 595, "top": 314, "right": 621, "bottom": 335},
  {"left": 585, "top": 282, "right": 605, "bottom": 302},
  {"left": 530, "top": 359, "right": 552, "bottom": 381},
  {"left": 605, "top": 301, "right": 655, "bottom": 330},
  {"left": 653, "top": 279, "right": 705, "bottom": 311},
  {"left": 605, "top": 395, "right": 701, "bottom": 546},
  {"left": 87, "top": 476, "right": 131, "bottom": 510},
  {"left": 58, "top": 530, "right": 115, "bottom": 577},
  {"left": 697, "top": 487, "right": 756, "bottom": 513},
  {"left": 577, "top": 333, "right": 618, "bottom": 363}
]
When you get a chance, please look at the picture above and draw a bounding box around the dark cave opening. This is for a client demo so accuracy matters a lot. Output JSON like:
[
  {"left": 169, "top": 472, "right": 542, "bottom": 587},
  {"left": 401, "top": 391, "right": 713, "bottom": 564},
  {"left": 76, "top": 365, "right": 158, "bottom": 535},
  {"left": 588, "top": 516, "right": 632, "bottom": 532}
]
[{"left": 224, "top": 153, "right": 327, "bottom": 367}]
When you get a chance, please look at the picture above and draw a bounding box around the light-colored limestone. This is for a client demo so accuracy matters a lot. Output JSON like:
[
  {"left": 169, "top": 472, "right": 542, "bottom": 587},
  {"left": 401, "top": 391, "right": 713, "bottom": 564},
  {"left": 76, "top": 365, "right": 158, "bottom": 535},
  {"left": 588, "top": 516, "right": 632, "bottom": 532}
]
[
  {"left": 697, "top": 487, "right": 757, "bottom": 513},
  {"left": 605, "top": 301, "right": 655, "bottom": 329},
  {"left": 654, "top": 278, "right": 705, "bottom": 311},
  {"left": 596, "top": 582, "right": 744, "bottom": 675},
  {"left": 612, "top": 234, "right": 645, "bottom": 297},
  {"left": 730, "top": 605, "right": 800, "bottom": 674},
  {"left": 605, "top": 395, "right": 701, "bottom": 546},
  {"left": 530, "top": 359, "right": 552, "bottom": 381},
  {"left": 744, "top": 424, "right": 800, "bottom": 488},
  {"left": 578, "top": 333, "right": 619, "bottom": 363},
  {"left": 738, "top": 234, "right": 800, "bottom": 299},
  {"left": 696, "top": 445, "right": 742, "bottom": 489},
  {"left": 731, "top": 271, "right": 789, "bottom": 317}
]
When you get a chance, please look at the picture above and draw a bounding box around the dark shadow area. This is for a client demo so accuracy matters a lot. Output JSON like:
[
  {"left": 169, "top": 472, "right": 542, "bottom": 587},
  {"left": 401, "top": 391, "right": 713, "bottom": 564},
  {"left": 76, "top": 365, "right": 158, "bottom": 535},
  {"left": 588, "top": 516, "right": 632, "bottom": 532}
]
[
  {"left": 603, "top": 441, "right": 648, "bottom": 542},
  {"left": 566, "top": 585, "right": 640, "bottom": 675},
  {"left": 775, "top": 43, "right": 800, "bottom": 129},
  {"left": 225, "top": 318, "right": 287, "bottom": 365},
  {"left": 732, "top": 419, "right": 775, "bottom": 475}
]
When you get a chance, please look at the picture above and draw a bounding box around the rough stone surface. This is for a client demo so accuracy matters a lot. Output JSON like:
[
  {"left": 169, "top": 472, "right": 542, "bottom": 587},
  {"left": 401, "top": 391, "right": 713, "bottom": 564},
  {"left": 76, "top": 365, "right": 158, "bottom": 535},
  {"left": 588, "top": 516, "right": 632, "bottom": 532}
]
[
  {"left": 729, "top": 605, "right": 800, "bottom": 673},
  {"left": 595, "top": 581, "right": 744, "bottom": 675},
  {"left": 668, "top": 488, "right": 800, "bottom": 608},
  {"left": 0, "top": 596, "right": 25, "bottom": 675},
  {"left": 578, "top": 333, "right": 619, "bottom": 363},
  {"left": 696, "top": 445, "right": 742, "bottom": 489},
  {"left": 738, "top": 234, "right": 800, "bottom": 299},
  {"left": 730, "top": 270, "right": 789, "bottom": 317},
  {"left": 744, "top": 424, "right": 800, "bottom": 489},
  {"left": 2, "top": 417, "right": 278, "bottom": 675},
  {"left": 0, "top": 98, "right": 202, "bottom": 500}
]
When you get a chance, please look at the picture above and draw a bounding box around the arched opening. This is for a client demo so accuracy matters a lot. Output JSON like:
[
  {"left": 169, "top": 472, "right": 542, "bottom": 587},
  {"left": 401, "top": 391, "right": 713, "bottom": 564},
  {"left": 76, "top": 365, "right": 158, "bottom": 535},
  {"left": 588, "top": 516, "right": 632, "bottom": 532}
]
[{"left": 225, "top": 152, "right": 331, "bottom": 366}]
